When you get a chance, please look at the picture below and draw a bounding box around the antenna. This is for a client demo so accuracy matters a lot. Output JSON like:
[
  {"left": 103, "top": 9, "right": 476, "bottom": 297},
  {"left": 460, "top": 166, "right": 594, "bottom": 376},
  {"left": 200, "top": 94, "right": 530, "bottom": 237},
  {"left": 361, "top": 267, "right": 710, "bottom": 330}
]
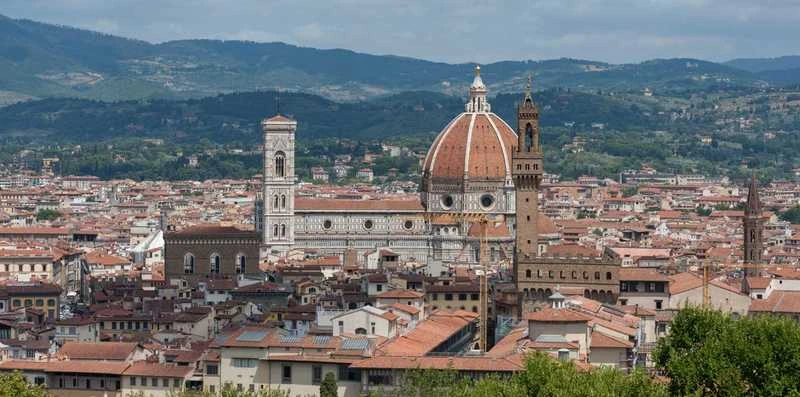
[{"left": 275, "top": 90, "right": 281, "bottom": 115}]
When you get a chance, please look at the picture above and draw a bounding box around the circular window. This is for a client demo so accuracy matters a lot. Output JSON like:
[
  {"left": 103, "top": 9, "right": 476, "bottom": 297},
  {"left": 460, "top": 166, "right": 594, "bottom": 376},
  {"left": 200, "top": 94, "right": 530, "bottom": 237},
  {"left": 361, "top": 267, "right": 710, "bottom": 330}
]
[
  {"left": 480, "top": 194, "right": 495, "bottom": 209},
  {"left": 441, "top": 195, "right": 454, "bottom": 209},
  {"left": 403, "top": 220, "right": 414, "bottom": 230},
  {"left": 364, "top": 220, "right": 374, "bottom": 230},
  {"left": 323, "top": 220, "right": 332, "bottom": 230}
]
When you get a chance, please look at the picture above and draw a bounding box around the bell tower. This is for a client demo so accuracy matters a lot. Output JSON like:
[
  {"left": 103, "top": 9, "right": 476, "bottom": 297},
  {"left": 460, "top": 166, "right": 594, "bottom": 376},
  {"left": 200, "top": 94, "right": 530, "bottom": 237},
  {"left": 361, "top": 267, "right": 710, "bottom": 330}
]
[
  {"left": 743, "top": 174, "right": 763, "bottom": 277},
  {"left": 512, "top": 75, "right": 544, "bottom": 282},
  {"left": 262, "top": 113, "right": 296, "bottom": 258}
]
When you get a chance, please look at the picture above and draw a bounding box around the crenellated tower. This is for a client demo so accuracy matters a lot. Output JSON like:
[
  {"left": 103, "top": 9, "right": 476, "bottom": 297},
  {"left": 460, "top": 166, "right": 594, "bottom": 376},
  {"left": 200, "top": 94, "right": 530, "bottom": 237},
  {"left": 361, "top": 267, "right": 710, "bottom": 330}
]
[{"left": 512, "top": 75, "right": 544, "bottom": 282}]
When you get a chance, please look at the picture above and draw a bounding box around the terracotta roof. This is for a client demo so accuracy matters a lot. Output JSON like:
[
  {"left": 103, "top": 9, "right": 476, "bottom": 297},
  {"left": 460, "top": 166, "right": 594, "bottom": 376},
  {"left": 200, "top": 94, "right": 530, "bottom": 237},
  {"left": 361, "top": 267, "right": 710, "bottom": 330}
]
[
  {"left": 669, "top": 272, "right": 743, "bottom": 295},
  {"left": 422, "top": 112, "right": 516, "bottom": 180},
  {"left": 750, "top": 291, "right": 800, "bottom": 314},
  {"left": 123, "top": 362, "right": 193, "bottom": 378},
  {"left": 58, "top": 341, "right": 138, "bottom": 361},
  {"left": 524, "top": 307, "right": 592, "bottom": 323},
  {"left": 0, "top": 360, "right": 130, "bottom": 375},
  {"left": 545, "top": 244, "right": 600, "bottom": 257},
  {"left": 538, "top": 215, "right": 559, "bottom": 235},
  {"left": 0, "top": 227, "right": 70, "bottom": 235},
  {"left": 351, "top": 355, "right": 523, "bottom": 372},
  {"left": 378, "top": 310, "right": 478, "bottom": 356},
  {"left": 376, "top": 290, "right": 424, "bottom": 299},
  {"left": 84, "top": 251, "right": 130, "bottom": 266},
  {"left": 746, "top": 277, "right": 772, "bottom": 290},
  {"left": 618, "top": 267, "right": 670, "bottom": 282},
  {"left": 385, "top": 303, "right": 420, "bottom": 315},
  {"left": 590, "top": 331, "right": 633, "bottom": 349}
]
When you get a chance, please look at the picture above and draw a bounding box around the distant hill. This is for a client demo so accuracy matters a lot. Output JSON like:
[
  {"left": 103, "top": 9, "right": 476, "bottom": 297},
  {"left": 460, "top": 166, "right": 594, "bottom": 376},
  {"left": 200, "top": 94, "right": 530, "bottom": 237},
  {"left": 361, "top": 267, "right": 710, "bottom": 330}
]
[
  {"left": 725, "top": 56, "right": 800, "bottom": 73},
  {"left": 0, "top": 89, "right": 664, "bottom": 144},
  {"left": 0, "top": 14, "right": 787, "bottom": 103}
]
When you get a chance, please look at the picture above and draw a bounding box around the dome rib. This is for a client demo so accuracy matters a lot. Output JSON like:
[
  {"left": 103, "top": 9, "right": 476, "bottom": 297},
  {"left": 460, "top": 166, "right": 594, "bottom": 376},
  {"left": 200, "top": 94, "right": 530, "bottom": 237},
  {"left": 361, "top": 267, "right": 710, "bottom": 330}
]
[{"left": 463, "top": 113, "right": 477, "bottom": 179}]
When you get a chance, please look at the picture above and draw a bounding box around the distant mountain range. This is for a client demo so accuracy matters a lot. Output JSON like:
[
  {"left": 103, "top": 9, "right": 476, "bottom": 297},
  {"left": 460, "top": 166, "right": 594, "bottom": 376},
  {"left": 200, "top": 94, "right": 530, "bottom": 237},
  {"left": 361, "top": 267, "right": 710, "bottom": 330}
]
[{"left": 1, "top": 14, "right": 799, "bottom": 104}]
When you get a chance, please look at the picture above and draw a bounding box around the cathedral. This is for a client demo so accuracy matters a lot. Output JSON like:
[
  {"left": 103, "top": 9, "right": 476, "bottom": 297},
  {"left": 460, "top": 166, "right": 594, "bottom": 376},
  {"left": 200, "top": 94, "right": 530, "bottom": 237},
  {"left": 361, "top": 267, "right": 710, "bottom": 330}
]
[
  {"left": 166, "top": 66, "right": 621, "bottom": 302},
  {"left": 255, "top": 66, "right": 523, "bottom": 271}
]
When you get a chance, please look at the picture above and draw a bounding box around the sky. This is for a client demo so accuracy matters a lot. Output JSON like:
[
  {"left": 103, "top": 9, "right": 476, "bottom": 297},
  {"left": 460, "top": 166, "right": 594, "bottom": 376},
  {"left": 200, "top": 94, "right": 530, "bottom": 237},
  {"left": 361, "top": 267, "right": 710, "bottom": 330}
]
[{"left": 2, "top": 0, "right": 800, "bottom": 64}]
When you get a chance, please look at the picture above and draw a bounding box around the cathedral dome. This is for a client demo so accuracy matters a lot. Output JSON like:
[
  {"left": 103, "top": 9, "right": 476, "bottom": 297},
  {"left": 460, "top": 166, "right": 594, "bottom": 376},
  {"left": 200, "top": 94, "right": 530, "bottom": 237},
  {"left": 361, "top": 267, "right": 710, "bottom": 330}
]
[{"left": 422, "top": 66, "right": 517, "bottom": 182}]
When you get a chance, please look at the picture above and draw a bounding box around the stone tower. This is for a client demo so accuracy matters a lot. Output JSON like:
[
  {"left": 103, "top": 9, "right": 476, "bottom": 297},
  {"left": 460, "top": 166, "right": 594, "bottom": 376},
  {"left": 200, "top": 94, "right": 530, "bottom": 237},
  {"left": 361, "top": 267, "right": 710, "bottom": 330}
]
[
  {"left": 262, "top": 114, "right": 296, "bottom": 257},
  {"left": 743, "top": 174, "right": 763, "bottom": 276},
  {"left": 512, "top": 75, "right": 544, "bottom": 282}
]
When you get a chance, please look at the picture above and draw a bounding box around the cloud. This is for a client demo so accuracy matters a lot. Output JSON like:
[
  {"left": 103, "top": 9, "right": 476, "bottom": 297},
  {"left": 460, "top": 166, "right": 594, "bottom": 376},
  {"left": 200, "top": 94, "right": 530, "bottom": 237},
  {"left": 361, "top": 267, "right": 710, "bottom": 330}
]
[
  {"left": 0, "top": 0, "right": 799, "bottom": 63},
  {"left": 85, "top": 18, "right": 118, "bottom": 34}
]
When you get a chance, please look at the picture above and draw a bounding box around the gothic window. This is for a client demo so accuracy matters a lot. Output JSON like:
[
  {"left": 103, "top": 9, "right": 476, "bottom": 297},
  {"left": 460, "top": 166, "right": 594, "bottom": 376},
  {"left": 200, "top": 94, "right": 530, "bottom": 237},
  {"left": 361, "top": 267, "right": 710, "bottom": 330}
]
[
  {"left": 273, "top": 224, "right": 279, "bottom": 237},
  {"left": 281, "top": 194, "right": 287, "bottom": 209},
  {"left": 236, "top": 254, "right": 246, "bottom": 274},
  {"left": 183, "top": 253, "right": 195, "bottom": 274},
  {"left": 606, "top": 272, "right": 612, "bottom": 280},
  {"left": 594, "top": 272, "right": 601, "bottom": 280},
  {"left": 210, "top": 253, "right": 221, "bottom": 274},
  {"left": 525, "top": 269, "right": 531, "bottom": 279},
  {"left": 274, "top": 195, "right": 279, "bottom": 209},
  {"left": 275, "top": 151, "right": 286, "bottom": 177},
  {"left": 280, "top": 224, "right": 287, "bottom": 237},
  {"left": 524, "top": 123, "right": 533, "bottom": 151}
]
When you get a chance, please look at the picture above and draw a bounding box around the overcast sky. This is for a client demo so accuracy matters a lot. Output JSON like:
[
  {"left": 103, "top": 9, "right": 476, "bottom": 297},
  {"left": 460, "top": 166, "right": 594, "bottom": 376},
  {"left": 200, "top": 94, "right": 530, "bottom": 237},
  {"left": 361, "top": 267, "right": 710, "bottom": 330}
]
[{"left": 2, "top": 0, "right": 800, "bottom": 64}]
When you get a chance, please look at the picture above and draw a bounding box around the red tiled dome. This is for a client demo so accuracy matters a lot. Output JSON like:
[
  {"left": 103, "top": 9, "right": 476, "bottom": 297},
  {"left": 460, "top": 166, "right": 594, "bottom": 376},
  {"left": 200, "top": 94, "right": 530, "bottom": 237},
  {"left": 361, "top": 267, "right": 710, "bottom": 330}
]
[
  {"left": 422, "top": 112, "right": 516, "bottom": 180},
  {"left": 422, "top": 66, "right": 517, "bottom": 182}
]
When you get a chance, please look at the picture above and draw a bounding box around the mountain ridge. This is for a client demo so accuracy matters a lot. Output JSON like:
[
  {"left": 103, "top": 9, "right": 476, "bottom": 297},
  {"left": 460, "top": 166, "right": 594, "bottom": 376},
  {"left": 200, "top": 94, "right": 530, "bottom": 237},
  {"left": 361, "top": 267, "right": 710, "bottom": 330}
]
[{"left": 0, "top": 14, "right": 794, "bottom": 103}]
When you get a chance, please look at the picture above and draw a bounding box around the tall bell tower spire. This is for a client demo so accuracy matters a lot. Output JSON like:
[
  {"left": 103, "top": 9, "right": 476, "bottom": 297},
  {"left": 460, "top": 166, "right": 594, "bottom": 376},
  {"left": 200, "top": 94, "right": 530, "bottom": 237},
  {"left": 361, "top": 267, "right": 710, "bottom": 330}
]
[
  {"left": 743, "top": 174, "right": 763, "bottom": 277},
  {"left": 512, "top": 73, "right": 544, "bottom": 283}
]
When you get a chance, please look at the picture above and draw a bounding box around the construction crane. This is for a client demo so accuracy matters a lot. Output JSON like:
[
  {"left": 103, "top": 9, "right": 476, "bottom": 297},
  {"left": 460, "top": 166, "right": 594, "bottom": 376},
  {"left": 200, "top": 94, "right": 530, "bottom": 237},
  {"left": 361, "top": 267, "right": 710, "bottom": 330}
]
[
  {"left": 398, "top": 211, "right": 503, "bottom": 352},
  {"left": 701, "top": 260, "right": 764, "bottom": 307}
]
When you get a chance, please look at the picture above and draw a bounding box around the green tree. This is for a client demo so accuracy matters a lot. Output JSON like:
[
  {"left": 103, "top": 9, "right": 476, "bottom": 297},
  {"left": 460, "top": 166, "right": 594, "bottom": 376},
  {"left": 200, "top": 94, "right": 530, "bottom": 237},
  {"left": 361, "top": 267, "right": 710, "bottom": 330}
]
[
  {"left": 696, "top": 207, "right": 712, "bottom": 216},
  {"left": 654, "top": 307, "right": 800, "bottom": 397},
  {"left": 320, "top": 372, "right": 338, "bottom": 397},
  {"left": 622, "top": 186, "right": 638, "bottom": 197},
  {"left": 780, "top": 206, "right": 800, "bottom": 224},
  {"left": 0, "top": 372, "right": 49, "bottom": 397},
  {"left": 35, "top": 209, "right": 61, "bottom": 222}
]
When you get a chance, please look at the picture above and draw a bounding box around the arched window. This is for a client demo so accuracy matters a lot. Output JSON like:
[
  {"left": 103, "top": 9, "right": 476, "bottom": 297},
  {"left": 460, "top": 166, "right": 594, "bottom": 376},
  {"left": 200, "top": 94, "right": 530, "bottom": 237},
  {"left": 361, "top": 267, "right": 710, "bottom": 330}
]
[
  {"left": 280, "top": 224, "right": 286, "bottom": 237},
  {"left": 594, "top": 272, "right": 601, "bottom": 280},
  {"left": 210, "top": 253, "right": 221, "bottom": 274},
  {"left": 183, "top": 253, "right": 195, "bottom": 274},
  {"left": 236, "top": 254, "right": 246, "bottom": 274},
  {"left": 273, "top": 224, "right": 279, "bottom": 237},
  {"left": 274, "top": 195, "right": 279, "bottom": 209},
  {"left": 355, "top": 327, "right": 367, "bottom": 335},
  {"left": 606, "top": 272, "right": 612, "bottom": 280},
  {"left": 524, "top": 123, "right": 533, "bottom": 151},
  {"left": 281, "top": 194, "right": 287, "bottom": 209},
  {"left": 525, "top": 269, "right": 532, "bottom": 279},
  {"left": 275, "top": 151, "right": 286, "bottom": 177}
]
